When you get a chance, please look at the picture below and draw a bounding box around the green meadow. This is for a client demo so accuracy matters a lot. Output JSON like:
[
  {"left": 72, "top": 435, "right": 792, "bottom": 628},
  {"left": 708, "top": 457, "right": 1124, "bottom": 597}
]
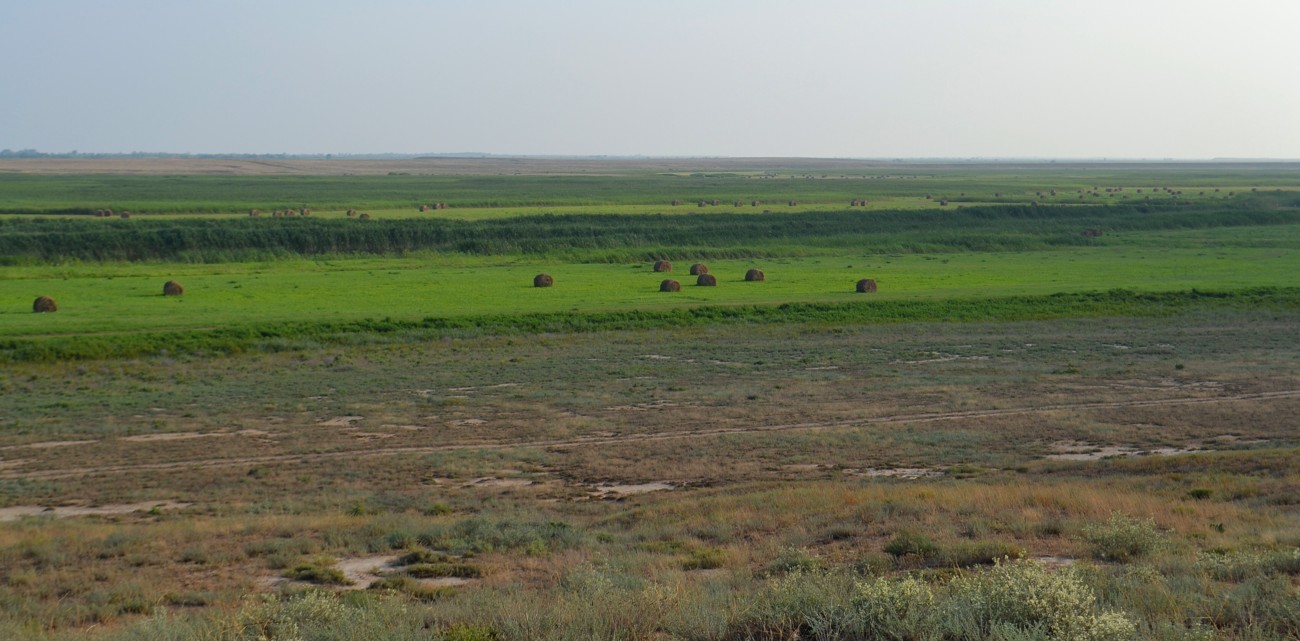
[{"left": 4, "top": 243, "right": 1299, "bottom": 340}]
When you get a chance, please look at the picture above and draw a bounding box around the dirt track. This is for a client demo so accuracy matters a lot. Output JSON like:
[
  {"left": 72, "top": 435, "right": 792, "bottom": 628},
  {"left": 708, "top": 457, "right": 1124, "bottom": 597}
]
[{"left": 5, "top": 390, "right": 1294, "bottom": 482}]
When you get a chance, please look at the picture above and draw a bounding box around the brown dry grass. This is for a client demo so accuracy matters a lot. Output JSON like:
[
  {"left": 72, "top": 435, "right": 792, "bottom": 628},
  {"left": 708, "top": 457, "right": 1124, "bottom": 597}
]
[{"left": 2, "top": 312, "right": 1298, "bottom": 633}]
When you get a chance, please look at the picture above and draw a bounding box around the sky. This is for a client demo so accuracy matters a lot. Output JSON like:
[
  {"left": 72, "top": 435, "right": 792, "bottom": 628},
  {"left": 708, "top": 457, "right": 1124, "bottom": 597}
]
[{"left": 2, "top": 0, "right": 1298, "bottom": 158}]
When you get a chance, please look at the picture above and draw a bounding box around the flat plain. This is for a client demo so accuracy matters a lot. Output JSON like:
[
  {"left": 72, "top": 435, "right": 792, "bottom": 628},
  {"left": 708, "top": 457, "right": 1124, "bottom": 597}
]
[{"left": 1, "top": 159, "right": 1298, "bottom": 641}]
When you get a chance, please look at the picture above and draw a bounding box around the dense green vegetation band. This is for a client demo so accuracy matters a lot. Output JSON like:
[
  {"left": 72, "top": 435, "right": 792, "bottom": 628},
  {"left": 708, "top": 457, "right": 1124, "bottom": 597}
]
[
  {"left": 3, "top": 288, "right": 1294, "bottom": 363},
  {"left": 1, "top": 200, "right": 1295, "bottom": 262}
]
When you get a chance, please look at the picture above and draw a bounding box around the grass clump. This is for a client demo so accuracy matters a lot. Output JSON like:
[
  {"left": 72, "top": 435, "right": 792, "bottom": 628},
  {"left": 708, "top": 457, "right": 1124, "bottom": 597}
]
[
  {"left": 405, "top": 562, "right": 482, "bottom": 579},
  {"left": 284, "top": 558, "right": 350, "bottom": 586},
  {"left": 884, "top": 530, "right": 939, "bottom": 559}
]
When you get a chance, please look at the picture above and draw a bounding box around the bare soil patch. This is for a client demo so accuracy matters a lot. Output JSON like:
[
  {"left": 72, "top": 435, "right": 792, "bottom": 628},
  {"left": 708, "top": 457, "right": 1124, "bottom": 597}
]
[{"left": 0, "top": 500, "right": 189, "bottom": 522}]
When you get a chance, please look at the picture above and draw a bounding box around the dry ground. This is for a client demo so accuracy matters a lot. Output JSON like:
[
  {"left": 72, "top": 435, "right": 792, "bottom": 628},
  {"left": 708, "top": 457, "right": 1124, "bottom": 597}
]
[{"left": 1, "top": 311, "right": 1298, "bottom": 634}]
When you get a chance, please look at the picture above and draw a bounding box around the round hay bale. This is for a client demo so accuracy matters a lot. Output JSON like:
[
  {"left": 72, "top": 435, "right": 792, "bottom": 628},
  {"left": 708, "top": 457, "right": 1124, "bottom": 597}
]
[
  {"left": 752, "top": 200, "right": 760, "bottom": 207},
  {"left": 744, "top": 268, "right": 765, "bottom": 282},
  {"left": 659, "top": 279, "right": 681, "bottom": 292},
  {"left": 346, "top": 209, "right": 357, "bottom": 217},
  {"left": 696, "top": 273, "right": 717, "bottom": 286},
  {"left": 162, "top": 280, "right": 184, "bottom": 296},
  {"left": 533, "top": 273, "right": 554, "bottom": 288},
  {"left": 697, "top": 200, "right": 706, "bottom": 207},
  {"left": 653, "top": 260, "right": 672, "bottom": 273},
  {"left": 300, "top": 208, "right": 311, "bottom": 216},
  {"left": 689, "top": 263, "right": 708, "bottom": 275},
  {"left": 788, "top": 200, "right": 797, "bottom": 206},
  {"left": 419, "top": 204, "right": 429, "bottom": 212},
  {"left": 671, "top": 199, "right": 681, "bottom": 206},
  {"left": 120, "top": 211, "right": 132, "bottom": 218},
  {"left": 855, "top": 278, "right": 878, "bottom": 293},
  {"left": 711, "top": 199, "right": 720, "bottom": 206},
  {"left": 734, "top": 200, "right": 744, "bottom": 207},
  {"left": 33, "top": 296, "right": 58, "bottom": 313},
  {"left": 359, "top": 213, "right": 370, "bottom": 219},
  {"left": 249, "top": 209, "right": 260, "bottom": 217}
]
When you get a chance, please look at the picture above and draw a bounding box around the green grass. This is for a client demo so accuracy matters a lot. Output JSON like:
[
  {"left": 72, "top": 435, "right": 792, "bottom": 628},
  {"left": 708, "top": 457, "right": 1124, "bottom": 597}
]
[{"left": 4, "top": 245, "right": 1296, "bottom": 338}]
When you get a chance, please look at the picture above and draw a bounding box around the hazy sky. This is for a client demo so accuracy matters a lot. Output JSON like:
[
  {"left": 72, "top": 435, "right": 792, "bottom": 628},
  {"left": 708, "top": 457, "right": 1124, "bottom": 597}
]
[{"left": 2, "top": 0, "right": 1298, "bottom": 158}]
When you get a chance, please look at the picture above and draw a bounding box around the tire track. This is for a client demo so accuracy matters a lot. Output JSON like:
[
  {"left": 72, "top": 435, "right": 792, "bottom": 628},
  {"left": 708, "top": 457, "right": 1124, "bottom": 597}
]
[{"left": 5, "top": 390, "right": 1297, "bottom": 481}]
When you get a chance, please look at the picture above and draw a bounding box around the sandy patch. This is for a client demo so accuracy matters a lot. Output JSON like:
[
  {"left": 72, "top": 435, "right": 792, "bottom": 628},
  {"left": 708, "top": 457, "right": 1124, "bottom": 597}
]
[
  {"left": 465, "top": 477, "right": 533, "bottom": 488},
  {"left": 1033, "top": 556, "right": 1078, "bottom": 568},
  {"left": 121, "top": 429, "right": 275, "bottom": 443},
  {"left": 0, "top": 440, "right": 98, "bottom": 451},
  {"left": 273, "top": 555, "right": 476, "bottom": 592},
  {"left": 845, "top": 467, "right": 943, "bottom": 480},
  {"left": 318, "top": 416, "right": 365, "bottom": 427},
  {"left": 593, "top": 482, "right": 674, "bottom": 496},
  {"left": 893, "top": 352, "right": 990, "bottom": 365},
  {"left": 781, "top": 464, "right": 823, "bottom": 472},
  {"left": 350, "top": 432, "right": 396, "bottom": 440},
  {"left": 1046, "top": 441, "right": 1207, "bottom": 461},
  {"left": 335, "top": 555, "right": 400, "bottom": 589},
  {"left": 0, "top": 500, "right": 190, "bottom": 522},
  {"left": 606, "top": 400, "right": 679, "bottom": 412},
  {"left": 449, "top": 418, "right": 487, "bottom": 427}
]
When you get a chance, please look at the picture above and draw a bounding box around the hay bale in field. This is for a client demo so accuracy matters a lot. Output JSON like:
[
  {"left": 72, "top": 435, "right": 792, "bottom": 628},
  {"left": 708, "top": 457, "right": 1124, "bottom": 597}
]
[
  {"left": 533, "top": 273, "right": 554, "bottom": 288},
  {"left": 163, "top": 280, "right": 184, "bottom": 296},
  {"left": 735, "top": 200, "right": 744, "bottom": 207},
  {"left": 744, "top": 268, "right": 765, "bottom": 282},
  {"left": 696, "top": 273, "right": 717, "bottom": 286},
  {"left": 659, "top": 279, "right": 681, "bottom": 292},
  {"left": 938, "top": 200, "right": 948, "bottom": 206},
  {"left": 855, "top": 278, "right": 878, "bottom": 293},
  {"left": 689, "top": 263, "right": 708, "bottom": 275},
  {"left": 119, "top": 211, "right": 132, "bottom": 218},
  {"left": 346, "top": 209, "right": 357, "bottom": 217},
  {"left": 653, "top": 260, "right": 672, "bottom": 272},
  {"left": 249, "top": 209, "right": 260, "bottom": 217},
  {"left": 788, "top": 200, "right": 797, "bottom": 206},
  {"left": 850, "top": 199, "right": 859, "bottom": 206},
  {"left": 697, "top": 200, "right": 706, "bottom": 207},
  {"left": 419, "top": 204, "right": 429, "bottom": 212},
  {"left": 300, "top": 208, "right": 311, "bottom": 216},
  {"left": 752, "top": 200, "right": 760, "bottom": 207},
  {"left": 438, "top": 202, "right": 449, "bottom": 209},
  {"left": 711, "top": 199, "right": 720, "bottom": 206},
  {"left": 671, "top": 199, "right": 681, "bottom": 206},
  {"left": 359, "top": 213, "right": 370, "bottom": 219},
  {"left": 33, "top": 296, "right": 58, "bottom": 313}
]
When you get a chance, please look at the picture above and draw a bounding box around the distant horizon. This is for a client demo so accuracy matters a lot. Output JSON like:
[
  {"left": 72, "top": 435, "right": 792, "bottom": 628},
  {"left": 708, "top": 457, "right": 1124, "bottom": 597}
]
[{"left": 3, "top": 149, "right": 1299, "bottom": 164}]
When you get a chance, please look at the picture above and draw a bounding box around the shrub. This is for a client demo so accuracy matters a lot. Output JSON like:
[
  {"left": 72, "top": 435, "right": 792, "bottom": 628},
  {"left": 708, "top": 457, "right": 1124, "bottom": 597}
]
[
  {"left": 942, "top": 560, "right": 1136, "bottom": 641},
  {"left": 1082, "top": 514, "right": 1165, "bottom": 562},
  {"left": 847, "top": 576, "right": 937, "bottom": 640}
]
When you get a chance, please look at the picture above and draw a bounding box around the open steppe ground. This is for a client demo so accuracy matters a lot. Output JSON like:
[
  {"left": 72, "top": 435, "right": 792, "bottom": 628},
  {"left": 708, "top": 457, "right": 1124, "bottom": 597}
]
[{"left": 1, "top": 160, "right": 1299, "bottom": 640}]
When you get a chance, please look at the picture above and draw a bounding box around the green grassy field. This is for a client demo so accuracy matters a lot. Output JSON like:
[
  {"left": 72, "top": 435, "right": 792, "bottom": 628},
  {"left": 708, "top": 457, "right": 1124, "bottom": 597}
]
[
  {"left": 2, "top": 160, "right": 1299, "bottom": 640},
  {"left": 4, "top": 243, "right": 1299, "bottom": 338}
]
